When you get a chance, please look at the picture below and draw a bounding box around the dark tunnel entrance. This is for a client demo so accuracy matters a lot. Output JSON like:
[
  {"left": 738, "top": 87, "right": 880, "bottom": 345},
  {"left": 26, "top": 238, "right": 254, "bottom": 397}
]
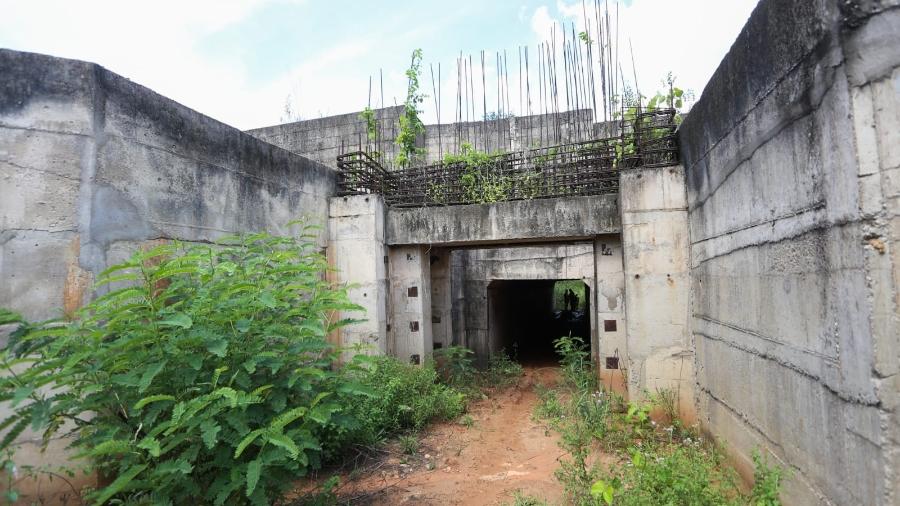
[{"left": 487, "top": 279, "right": 591, "bottom": 365}]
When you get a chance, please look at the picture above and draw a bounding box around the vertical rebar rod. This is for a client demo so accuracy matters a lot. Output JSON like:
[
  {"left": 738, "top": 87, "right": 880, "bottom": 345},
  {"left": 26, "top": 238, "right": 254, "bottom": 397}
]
[
  {"left": 503, "top": 49, "right": 511, "bottom": 151},
  {"left": 469, "top": 54, "right": 478, "bottom": 151},
  {"left": 525, "top": 45, "right": 533, "bottom": 149},
  {"left": 430, "top": 63, "right": 441, "bottom": 164}
]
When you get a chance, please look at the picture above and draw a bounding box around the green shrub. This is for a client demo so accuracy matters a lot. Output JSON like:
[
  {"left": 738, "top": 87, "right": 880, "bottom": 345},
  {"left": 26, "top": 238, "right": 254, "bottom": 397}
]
[
  {"left": 349, "top": 356, "right": 465, "bottom": 440},
  {"left": 0, "top": 229, "right": 367, "bottom": 505},
  {"left": 433, "top": 346, "right": 476, "bottom": 388},
  {"left": 505, "top": 491, "right": 550, "bottom": 506}
]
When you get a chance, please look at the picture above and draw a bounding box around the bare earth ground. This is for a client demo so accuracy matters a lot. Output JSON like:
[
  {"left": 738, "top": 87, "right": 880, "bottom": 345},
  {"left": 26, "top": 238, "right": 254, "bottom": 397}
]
[{"left": 307, "top": 366, "right": 567, "bottom": 505}]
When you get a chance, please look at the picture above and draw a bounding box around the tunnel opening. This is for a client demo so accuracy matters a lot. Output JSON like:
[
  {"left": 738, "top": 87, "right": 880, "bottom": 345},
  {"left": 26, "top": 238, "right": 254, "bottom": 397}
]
[{"left": 487, "top": 279, "right": 591, "bottom": 365}]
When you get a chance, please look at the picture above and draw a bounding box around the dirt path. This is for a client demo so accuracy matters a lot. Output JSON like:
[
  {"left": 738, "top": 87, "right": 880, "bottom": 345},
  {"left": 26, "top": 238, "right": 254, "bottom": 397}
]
[{"left": 334, "top": 366, "right": 565, "bottom": 505}]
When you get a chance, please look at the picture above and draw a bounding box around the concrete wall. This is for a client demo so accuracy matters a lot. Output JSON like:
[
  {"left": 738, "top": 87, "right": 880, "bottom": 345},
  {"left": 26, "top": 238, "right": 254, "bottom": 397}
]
[
  {"left": 248, "top": 107, "right": 601, "bottom": 168},
  {"left": 386, "top": 194, "right": 619, "bottom": 246},
  {"left": 429, "top": 249, "right": 454, "bottom": 349},
  {"left": 0, "top": 49, "right": 337, "bottom": 501},
  {"left": 594, "top": 236, "right": 628, "bottom": 396},
  {"left": 678, "top": 1, "right": 899, "bottom": 504},
  {"left": 0, "top": 49, "right": 337, "bottom": 323},
  {"left": 247, "top": 106, "right": 403, "bottom": 168}
]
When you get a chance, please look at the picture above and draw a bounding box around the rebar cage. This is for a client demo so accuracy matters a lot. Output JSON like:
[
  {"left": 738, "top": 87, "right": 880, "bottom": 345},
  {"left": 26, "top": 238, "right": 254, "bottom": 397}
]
[{"left": 336, "top": 108, "right": 678, "bottom": 207}]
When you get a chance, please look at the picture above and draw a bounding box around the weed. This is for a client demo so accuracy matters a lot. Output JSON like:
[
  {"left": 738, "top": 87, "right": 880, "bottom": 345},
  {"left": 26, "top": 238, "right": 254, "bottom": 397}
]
[
  {"left": 505, "top": 490, "right": 550, "bottom": 506},
  {"left": 398, "top": 434, "right": 419, "bottom": 455},
  {"left": 648, "top": 387, "right": 678, "bottom": 423},
  {"left": 458, "top": 415, "right": 475, "bottom": 428},
  {"left": 750, "top": 450, "right": 785, "bottom": 506},
  {"left": 395, "top": 49, "right": 426, "bottom": 168},
  {"left": 350, "top": 357, "right": 466, "bottom": 437},
  {"left": 555, "top": 335, "right": 597, "bottom": 392},
  {"left": 533, "top": 385, "right": 564, "bottom": 422},
  {"left": 484, "top": 350, "right": 524, "bottom": 388},
  {"left": 533, "top": 335, "right": 784, "bottom": 506}
]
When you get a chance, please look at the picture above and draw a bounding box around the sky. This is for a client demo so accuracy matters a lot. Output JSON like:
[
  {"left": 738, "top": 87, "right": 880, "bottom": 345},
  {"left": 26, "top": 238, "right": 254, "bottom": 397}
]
[{"left": 0, "top": 0, "right": 759, "bottom": 130}]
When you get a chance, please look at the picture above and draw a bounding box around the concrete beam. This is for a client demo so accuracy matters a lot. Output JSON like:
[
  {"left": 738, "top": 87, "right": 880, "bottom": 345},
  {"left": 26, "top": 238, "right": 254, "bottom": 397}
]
[{"left": 385, "top": 194, "right": 620, "bottom": 246}]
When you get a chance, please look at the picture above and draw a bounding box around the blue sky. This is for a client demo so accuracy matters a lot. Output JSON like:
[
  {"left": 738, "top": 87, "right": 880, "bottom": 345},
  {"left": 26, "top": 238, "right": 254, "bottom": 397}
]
[{"left": 0, "top": 0, "right": 758, "bottom": 130}]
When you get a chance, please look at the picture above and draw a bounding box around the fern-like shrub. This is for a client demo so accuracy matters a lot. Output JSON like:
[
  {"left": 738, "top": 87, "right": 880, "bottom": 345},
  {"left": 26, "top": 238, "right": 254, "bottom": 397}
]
[{"left": 0, "top": 229, "right": 369, "bottom": 504}]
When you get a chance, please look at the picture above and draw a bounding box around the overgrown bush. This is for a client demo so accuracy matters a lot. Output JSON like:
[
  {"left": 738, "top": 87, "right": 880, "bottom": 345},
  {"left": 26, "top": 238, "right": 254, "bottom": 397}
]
[
  {"left": 348, "top": 356, "right": 465, "bottom": 440},
  {"left": 0, "top": 228, "right": 369, "bottom": 505}
]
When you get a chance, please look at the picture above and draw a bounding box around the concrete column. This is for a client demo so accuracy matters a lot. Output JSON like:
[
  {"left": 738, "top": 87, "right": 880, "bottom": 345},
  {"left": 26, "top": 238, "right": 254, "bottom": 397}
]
[
  {"left": 326, "top": 195, "right": 388, "bottom": 355},
  {"left": 619, "top": 165, "right": 695, "bottom": 420},
  {"left": 594, "top": 235, "right": 627, "bottom": 396},
  {"left": 388, "top": 245, "right": 433, "bottom": 364},
  {"left": 449, "top": 250, "right": 468, "bottom": 347},
  {"left": 429, "top": 249, "right": 453, "bottom": 349}
]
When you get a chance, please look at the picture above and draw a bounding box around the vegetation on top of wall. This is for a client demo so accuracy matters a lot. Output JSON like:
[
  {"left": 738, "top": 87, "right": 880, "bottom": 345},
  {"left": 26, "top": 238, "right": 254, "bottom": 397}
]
[
  {"left": 395, "top": 48, "right": 426, "bottom": 168},
  {"left": 534, "top": 335, "right": 785, "bottom": 506}
]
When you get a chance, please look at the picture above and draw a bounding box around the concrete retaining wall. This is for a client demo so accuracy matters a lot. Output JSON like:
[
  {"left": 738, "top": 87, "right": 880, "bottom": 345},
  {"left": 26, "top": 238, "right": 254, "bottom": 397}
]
[
  {"left": 0, "top": 49, "right": 337, "bottom": 323},
  {"left": 678, "top": 1, "right": 899, "bottom": 504},
  {"left": 0, "top": 49, "right": 337, "bottom": 500},
  {"left": 248, "top": 107, "right": 601, "bottom": 168}
]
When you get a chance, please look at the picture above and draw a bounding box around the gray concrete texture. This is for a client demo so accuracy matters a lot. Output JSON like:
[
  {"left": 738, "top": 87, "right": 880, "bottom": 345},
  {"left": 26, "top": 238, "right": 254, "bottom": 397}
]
[
  {"left": 0, "top": 49, "right": 337, "bottom": 323},
  {"left": 385, "top": 194, "right": 620, "bottom": 246},
  {"left": 619, "top": 165, "right": 694, "bottom": 420},
  {"left": 678, "top": 0, "right": 900, "bottom": 504},
  {"left": 248, "top": 106, "right": 603, "bottom": 168}
]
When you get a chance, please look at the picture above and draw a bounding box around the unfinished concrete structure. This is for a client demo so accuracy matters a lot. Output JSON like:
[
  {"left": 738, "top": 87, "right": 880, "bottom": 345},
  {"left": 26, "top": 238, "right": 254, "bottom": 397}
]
[{"left": 1, "top": 0, "right": 897, "bottom": 504}]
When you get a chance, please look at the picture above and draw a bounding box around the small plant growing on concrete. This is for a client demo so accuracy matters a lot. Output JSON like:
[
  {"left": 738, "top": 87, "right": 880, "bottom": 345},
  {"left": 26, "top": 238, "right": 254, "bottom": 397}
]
[{"left": 395, "top": 48, "right": 426, "bottom": 168}]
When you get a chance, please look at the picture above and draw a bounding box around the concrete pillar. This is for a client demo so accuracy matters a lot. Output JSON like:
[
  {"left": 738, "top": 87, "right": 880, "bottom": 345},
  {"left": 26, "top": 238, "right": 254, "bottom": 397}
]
[
  {"left": 594, "top": 235, "right": 627, "bottom": 396},
  {"left": 388, "top": 245, "right": 433, "bottom": 364},
  {"left": 326, "top": 195, "right": 388, "bottom": 355},
  {"left": 449, "top": 250, "right": 468, "bottom": 347},
  {"left": 619, "top": 165, "right": 695, "bottom": 420},
  {"left": 429, "top": 249, "right": 453, "bottom": 349}
]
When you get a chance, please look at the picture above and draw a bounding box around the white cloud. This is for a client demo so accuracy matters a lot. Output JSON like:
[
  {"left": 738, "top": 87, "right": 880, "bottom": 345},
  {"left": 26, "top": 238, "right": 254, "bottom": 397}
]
[
  {"left": 0, "top": 0, "right": 284, "bottom": 128},
  {"left": 531, "top": 6, "right": 555, "bottom": 41}
]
